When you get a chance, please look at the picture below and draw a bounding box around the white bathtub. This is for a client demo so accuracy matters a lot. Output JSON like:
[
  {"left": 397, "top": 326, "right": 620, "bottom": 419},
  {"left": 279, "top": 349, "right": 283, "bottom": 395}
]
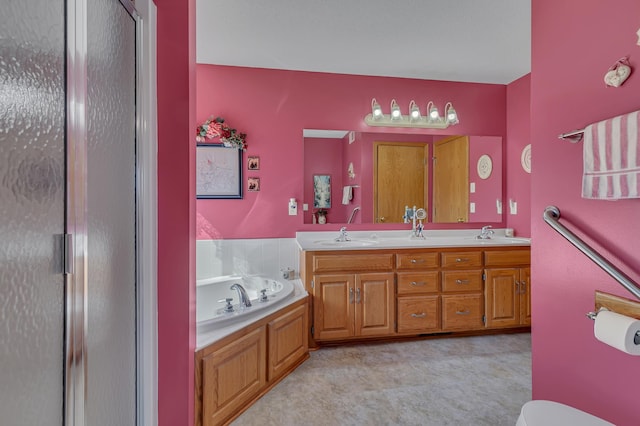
[{"left": 196, "top": 275, "right": 295, "bottom": 331}]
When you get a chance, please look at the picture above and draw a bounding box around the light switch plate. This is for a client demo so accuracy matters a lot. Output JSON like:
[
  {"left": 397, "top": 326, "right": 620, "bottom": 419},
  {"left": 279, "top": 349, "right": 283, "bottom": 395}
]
[
  {"left": 470, "top": 182, "right": 476, "bottom": 193},
  {"left": 470, "top": 202, "right": 476, "bottom": 213}
]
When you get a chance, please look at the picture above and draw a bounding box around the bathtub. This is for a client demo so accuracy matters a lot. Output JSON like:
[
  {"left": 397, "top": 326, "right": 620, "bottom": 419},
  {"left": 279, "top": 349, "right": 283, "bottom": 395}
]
[{"left": 196, "top": 275, "right": 296, "bottom": 331}]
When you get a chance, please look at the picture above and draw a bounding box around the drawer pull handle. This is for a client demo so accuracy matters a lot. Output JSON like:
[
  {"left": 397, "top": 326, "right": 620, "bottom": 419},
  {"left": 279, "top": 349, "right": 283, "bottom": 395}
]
[
  {"left": 455, "top": 310, "right": 471, "bottom": 315},
  {"left": 455, "top": 279, "right": 469, "bottom": 285},
  {"left": 349, "top": 288, "right": 354, "bottom": 304},
  {"left": 356, "top": 287, "right": 361, "bottom": 304},
  {"left": 410, "top": 281, "right": 425, "bottom": 286},
  {"left": 455, "top": 258, "right": 469, "bottom": 263},
  {"left": 411, "top": 313, "right": 427, "bottom": 318},
  {"left": 410, "top": 259, "right": 425, "bottom": 264}
]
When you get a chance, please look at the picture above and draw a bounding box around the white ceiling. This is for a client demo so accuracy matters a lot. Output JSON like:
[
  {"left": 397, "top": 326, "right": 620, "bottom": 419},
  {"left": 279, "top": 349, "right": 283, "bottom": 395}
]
[{"left": 196, "top": 0, "right": 531, "bottom": 85}]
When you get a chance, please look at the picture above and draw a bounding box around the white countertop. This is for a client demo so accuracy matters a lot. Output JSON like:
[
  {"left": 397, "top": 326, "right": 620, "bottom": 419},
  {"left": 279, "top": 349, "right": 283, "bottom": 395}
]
[{"left": 296, "top": 229, "right": 531, "bottom": 251}]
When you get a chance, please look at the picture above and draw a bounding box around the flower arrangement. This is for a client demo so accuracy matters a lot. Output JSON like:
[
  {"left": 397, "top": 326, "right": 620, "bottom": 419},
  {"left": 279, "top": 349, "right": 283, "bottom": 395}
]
[{"left": 196, "top": 116, "right": 247, "bottom": 151}]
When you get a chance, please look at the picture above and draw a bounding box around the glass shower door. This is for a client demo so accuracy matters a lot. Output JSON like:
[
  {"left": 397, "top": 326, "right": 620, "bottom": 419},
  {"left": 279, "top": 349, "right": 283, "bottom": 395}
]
[{"left": 0, "top": 1, "right": 66, "bottom": 424}]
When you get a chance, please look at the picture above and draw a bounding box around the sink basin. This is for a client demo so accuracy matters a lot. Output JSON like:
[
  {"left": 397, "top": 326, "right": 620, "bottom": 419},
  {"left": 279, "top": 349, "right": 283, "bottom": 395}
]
[
  {"left": 313, "top": 239, "right": 378, "bottom": 247},
  {"left": 465, "top": 237, "right": 531, "bottom": 245}
]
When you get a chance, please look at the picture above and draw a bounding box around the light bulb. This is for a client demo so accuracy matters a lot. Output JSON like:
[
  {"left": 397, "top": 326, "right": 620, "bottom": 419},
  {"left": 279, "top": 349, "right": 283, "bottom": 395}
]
[
  {"left": 409, "top": 100, "right": 420, "bottom": 121},
  {"left": 446, "top": 103, "right": 458, "bottom": 124},
  {"left": 371, "top": 98, "right": 382, "bottom": 119},
  {"left": 390, "top": 99, "right": 401, "bottom": 120}
]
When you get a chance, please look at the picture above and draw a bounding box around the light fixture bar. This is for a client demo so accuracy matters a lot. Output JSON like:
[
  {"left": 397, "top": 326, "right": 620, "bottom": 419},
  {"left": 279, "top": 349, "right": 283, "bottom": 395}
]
[{"left": 364, "top": 99, "right": 459, "bottom": 129}]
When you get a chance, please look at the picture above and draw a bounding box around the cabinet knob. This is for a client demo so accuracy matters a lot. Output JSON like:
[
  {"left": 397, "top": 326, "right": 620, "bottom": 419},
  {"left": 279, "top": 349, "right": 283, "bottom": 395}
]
[
  {"left": 379, "top": 216, "right": 386, "bottom": 222},
  {"left": 455, "top": 310, "right": 471, "bottom": 315},
  {"left": 411, "top": 313, "right": 427, "bottom": 318},
  {"left": 410, "top": 281, "right": 425, "bottom": 286},
  {"left": 455, "top": 279, "right": 469, "bottom": 285},
  {"left": 349, "top": 287, "right": 354, "bottom": 304},
  {"left": 410, "top": 259, "right": 425, "bottom": 264},
  {"left": 455, "top": 258, "right": 469, "bottom": 263},
  {"left": 355, "top": 287, "right": 361, "bottom": 304}
]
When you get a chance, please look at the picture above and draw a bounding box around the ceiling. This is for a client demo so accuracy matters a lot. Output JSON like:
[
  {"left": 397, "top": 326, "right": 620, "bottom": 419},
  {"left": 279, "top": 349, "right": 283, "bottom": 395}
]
[{"left": 196, "top": 0, "right": 531, "bottom": 85}]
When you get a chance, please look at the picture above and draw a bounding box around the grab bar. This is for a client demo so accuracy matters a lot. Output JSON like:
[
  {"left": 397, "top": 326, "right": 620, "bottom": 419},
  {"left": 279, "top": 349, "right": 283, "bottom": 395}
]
[{"left": 543, "top": 206, "right": 640, "bottom": 300}]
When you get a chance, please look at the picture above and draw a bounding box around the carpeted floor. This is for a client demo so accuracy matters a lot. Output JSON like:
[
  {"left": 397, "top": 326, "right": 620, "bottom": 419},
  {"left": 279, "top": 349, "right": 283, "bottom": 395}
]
[{"left": 232, "top": 333, "right": 532, "bottom": 426}]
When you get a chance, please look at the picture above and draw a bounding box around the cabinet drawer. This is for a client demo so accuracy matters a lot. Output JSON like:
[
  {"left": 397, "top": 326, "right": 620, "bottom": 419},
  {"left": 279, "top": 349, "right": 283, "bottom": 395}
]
[
  {"left": 397, "top": 272, "right": 439, "bottom": 294},
  {"left": 441, "top": 270, "right": 483, "bottom": 293},
  {"left": 396, "top": 252, "right": 439, "bottom": 270},
  {"left": 397, "top": 296, "right": 440, "bottom": 333},
  {"left": 484, "top": 250, "right": 531, "bottom": 267},
  {"left": 441, "top": 251, "right": 482, "bottom": 269},
  {"left": 312, "top": 253, "right": 394, "bottom": 273},
  {"left": 441, "top": 294, "right": 484, "bottom": 331}
]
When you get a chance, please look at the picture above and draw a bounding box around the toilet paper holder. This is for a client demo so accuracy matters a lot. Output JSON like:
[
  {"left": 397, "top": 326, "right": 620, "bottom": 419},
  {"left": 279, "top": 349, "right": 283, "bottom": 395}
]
[{"left": 587, "top": 291, "right": 640, "bottom": 345}]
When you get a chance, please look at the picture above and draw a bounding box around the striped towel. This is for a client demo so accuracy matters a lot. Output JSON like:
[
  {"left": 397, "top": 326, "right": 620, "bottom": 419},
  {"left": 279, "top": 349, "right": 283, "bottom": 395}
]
[{"left": 582, "top": 110, "right": 640, "bottom": 200}]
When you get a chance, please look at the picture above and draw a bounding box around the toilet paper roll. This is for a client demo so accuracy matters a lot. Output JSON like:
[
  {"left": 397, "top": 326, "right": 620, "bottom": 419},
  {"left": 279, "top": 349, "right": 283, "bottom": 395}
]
[{"left": 594, "top": 310, "right": 640, "bottom": 355}]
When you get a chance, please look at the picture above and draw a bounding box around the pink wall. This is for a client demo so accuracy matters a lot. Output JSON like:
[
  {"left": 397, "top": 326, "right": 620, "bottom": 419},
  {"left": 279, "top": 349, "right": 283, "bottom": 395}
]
[
  {"left": 156, "top": 0, "right": 196, "bottom": 424},
  {"left": 196, "top": 65, "right": 511, "bottom": 238},
  {"left": 506, "top": 74, "right": 532, "bottom": 236},
  {"left": 531, "top": 2, "right": 640, "bottom": 425}
]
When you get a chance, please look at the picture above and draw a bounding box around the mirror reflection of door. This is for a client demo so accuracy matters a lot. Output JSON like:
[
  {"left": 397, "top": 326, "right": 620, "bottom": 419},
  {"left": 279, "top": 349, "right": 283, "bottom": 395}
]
[
  {"left": 374, "top": 142, "right": 428, "bottom": 223},
  {"left": 433, "top": 135, "right": 469, "bottom": 222}
]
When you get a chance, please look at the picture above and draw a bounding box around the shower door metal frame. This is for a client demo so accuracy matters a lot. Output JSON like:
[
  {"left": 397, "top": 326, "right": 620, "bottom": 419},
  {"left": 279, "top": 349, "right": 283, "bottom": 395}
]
[{"left": 65, "top": 0, "right": 145, "bottom": 424}]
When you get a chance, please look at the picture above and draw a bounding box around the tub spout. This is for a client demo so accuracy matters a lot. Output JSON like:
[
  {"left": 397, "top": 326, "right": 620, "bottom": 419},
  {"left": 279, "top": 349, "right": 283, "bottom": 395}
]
[{"left": 230, "top": 283, "right": 252, "bottom": 307}]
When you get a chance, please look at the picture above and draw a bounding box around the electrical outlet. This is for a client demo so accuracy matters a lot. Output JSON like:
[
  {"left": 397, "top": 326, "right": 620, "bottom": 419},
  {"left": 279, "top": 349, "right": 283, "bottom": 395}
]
[
  {"left": 509, "top": 200, "right": 517, "bottom": 215},
  {"left": 470, "top": 202, "right": 476, "bottom": 213},
  {"left": 470, "top": 182, "right": 476, "bottom": 193}
]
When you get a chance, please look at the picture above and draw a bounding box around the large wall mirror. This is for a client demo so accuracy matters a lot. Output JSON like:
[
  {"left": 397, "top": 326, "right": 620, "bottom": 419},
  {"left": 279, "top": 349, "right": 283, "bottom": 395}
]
[{"left": 303, "top": 129, "right": 503, "bottom": 225}]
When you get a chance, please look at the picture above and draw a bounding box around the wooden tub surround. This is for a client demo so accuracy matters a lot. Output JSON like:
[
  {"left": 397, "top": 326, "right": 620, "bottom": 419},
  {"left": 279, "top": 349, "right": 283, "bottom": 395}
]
[{"left": 195, "top": 297, "right": 309, "bottom": 426}]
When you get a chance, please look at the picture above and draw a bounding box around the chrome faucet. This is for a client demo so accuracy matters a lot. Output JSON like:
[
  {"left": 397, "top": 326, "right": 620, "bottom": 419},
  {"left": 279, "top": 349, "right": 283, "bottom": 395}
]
[
  {"left": 230, "top": 283, "right": 252, "bottom": 307},
  {"left": 476, "top": 225, "right": 494, "bottom": 240},
  {"left": 347, "top": 206, "right": 360, "bottom": 224},
  {"left": 335, "top": 226, "right": 350, "bottom": 242}
]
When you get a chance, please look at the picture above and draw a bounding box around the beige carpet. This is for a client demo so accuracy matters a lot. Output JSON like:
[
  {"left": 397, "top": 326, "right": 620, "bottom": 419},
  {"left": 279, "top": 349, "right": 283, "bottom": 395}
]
[{"left": 232, "top": 333, "right": 531, "bottom": 426}]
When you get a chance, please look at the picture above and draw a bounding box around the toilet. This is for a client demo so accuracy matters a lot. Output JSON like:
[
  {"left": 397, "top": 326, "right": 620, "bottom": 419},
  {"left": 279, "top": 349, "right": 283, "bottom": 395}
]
[{"left": 517, "top": 400, "right": 615, "bottom": 426}]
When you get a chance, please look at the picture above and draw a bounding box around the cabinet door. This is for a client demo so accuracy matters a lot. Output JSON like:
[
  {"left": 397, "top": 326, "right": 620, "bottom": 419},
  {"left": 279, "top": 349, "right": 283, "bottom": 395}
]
[
  {"left": 485, "top": 268, "right": 519, "bottom": 328},
  {"left": 356, "top": 273, "right": 395, "bottom": 337},
  {"left": 313, "top": 274, "right": 354, "bottom": 340},
  {"left": 268, "top": 304, "right": 308, "bottom": 381},
  {"left": 201, "top": 327, "right": 266, "bottom": 426},
  {"left": 519, "top": 267, "right": 531, "bottom": 325}
]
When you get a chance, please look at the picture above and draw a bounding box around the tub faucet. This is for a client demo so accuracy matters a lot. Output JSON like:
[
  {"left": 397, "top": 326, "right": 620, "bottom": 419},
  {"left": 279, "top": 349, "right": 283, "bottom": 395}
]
[
  {"left": 476, "top": 225, "right": 494, "bottom": 240},
  {"left": 230, "top": 283, "right": 252, "bottom": 307}
]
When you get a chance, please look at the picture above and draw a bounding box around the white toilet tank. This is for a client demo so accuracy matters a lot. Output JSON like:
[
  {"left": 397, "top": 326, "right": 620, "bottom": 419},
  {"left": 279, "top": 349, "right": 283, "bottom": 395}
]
[{"left": 517, "top": 400, "right": 614, "bottom": 426}]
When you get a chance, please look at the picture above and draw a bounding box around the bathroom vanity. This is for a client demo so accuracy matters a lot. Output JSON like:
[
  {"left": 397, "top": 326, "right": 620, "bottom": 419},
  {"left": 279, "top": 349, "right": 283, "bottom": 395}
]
[{"left": 297, "top": 230, "right": 531, "bottom": 347}]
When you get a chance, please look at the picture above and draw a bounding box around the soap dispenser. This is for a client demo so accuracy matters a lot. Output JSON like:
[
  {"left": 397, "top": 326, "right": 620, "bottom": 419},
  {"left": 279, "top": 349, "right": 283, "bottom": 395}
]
[{"left": 288, "top": 198, "right": 298, "bottom": 216}]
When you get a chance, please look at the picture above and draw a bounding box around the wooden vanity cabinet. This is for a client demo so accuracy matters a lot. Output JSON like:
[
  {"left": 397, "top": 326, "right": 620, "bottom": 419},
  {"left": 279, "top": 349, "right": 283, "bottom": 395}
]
[
  {"left": 312, "top": 272, "right": 395, "bottom": 341},
  {"left": 484, "top": 250, "right": 531, "bottom": 328}
]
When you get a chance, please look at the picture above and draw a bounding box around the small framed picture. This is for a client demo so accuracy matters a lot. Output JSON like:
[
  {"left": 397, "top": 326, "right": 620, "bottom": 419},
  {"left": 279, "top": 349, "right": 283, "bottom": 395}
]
[
  {"left": 248, "top": 177, "right": 260, "bottom": 191},
  {"left": 247, "top": 156, "right": 260, "bottom": 170},
  {"left": 313, "top": 174, "right": 331, "bottom": 208}
]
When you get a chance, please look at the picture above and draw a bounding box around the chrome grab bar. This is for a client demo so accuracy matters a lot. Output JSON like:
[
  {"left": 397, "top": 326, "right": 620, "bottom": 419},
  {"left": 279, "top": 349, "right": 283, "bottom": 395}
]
[{"left": 543, "top": 206, "right": 640, "bottom": 300}]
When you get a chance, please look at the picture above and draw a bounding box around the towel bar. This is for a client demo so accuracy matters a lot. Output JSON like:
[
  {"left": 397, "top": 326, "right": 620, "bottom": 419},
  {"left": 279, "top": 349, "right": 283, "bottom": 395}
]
[
  {"left": 543, "top": 206, "right": 640, "bottom": 300},
  {"left": 558, "top": 129, "right": 584, "bottom": 142}
]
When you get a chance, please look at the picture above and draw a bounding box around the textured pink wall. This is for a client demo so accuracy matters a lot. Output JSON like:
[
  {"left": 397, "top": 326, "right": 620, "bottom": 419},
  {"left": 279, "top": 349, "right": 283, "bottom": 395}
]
[
  {"left": 506, "top": 74, "right": 532, "bottom": 236},
  {"left": 531, "top": 2, "right": 640, "bottom": 424},
  {"left": 196, "top": 65, "right": 511, "bottom": 238},
  {"left": 156, "top": 0, "right": 196, "bottom": 424}
]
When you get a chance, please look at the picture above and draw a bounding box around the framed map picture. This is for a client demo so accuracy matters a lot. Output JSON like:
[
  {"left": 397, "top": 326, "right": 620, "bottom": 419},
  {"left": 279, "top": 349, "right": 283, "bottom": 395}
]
[{"left": 196, "top": 144, "right": 242, "bottom": 199}]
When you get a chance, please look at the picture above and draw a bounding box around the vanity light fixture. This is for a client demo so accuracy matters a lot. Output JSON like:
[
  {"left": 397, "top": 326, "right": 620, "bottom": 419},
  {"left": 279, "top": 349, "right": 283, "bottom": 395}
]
[{"left": 364, "top": 98, "right": 460, "bottom": 129}]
